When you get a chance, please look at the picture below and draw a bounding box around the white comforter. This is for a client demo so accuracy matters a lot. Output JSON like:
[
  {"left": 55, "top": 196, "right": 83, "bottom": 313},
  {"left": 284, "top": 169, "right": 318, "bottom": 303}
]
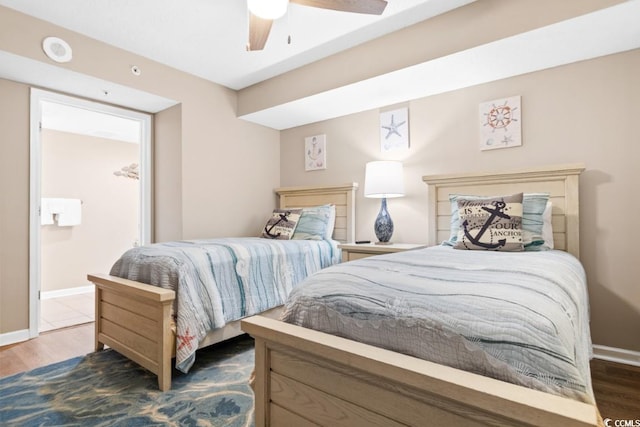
[
  {"left": 282, "top": 245, "right": 594, "bottom": 403},
  {"left": 110, "top": 237, "right": 340, "bottom": 372}
]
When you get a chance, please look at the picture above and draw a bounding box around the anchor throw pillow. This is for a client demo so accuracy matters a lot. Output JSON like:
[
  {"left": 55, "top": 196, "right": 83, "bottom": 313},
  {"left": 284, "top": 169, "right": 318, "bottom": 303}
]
[
  {"left": 446, "top": 193, "right": 552, "bottom": 250},
  {"left": 261, "top": 209, "right": 303, "bottom": 240},
  {"left": 453, "top": 193, "right": 524, "bottom": 251}
]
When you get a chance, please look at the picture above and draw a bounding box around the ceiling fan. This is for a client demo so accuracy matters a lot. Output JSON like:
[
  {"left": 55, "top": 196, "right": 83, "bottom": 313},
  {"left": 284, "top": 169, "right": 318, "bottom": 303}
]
[{"left": 246, "top": 0, "right": 388, "bottom": 51}]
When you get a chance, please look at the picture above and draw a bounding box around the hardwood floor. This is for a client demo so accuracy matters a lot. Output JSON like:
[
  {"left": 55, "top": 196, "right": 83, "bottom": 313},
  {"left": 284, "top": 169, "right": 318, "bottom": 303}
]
[
  {"left": 1, "top": 324, "right": 639, "bottom": 423},
  {"left": 0, "top": 322, "right": 94, "bottom": 378},
  {"left": 591, "top": 358, "right": 640, "bottom": 421}
]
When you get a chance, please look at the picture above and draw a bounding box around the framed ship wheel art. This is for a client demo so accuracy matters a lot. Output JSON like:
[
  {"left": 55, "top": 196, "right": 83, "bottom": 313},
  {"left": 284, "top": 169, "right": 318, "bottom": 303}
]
[{"left": 479, "top": 95, "right": 522, "bottom": 151}]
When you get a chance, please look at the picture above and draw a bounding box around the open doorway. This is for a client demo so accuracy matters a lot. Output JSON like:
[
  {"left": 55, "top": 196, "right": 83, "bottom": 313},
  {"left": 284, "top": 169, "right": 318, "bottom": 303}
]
[{"left": 29, "top": 89, "right": 152, "bottom": 336}]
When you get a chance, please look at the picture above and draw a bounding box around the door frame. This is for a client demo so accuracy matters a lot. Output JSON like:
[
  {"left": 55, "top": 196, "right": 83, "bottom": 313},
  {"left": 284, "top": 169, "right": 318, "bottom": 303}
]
[{"left": 29, "top": 88, "right": 152, "bottom": 337}]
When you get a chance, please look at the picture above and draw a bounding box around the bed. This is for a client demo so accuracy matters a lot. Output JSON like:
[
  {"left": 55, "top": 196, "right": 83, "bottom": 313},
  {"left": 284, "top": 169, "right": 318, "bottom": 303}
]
[
  {"left": 87, "top": 183, "right": 357, "bottom": 391},
  {"left": 241, "top": 164, "right": 602, "bottom": 426}
]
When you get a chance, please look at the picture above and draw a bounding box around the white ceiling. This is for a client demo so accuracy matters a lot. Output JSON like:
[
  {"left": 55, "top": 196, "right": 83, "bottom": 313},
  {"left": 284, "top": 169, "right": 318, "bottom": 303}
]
[
  {"left": 0, "top": 0, "right": 474, "bottom": 90},
  {"left": 1, "top": 0, "right": 639, "bottom": 135},
  {"left": 0, "top": 0, "right": 474, "bottom": 139},
  {"left": 41, "top": 100, "right": 142, "bottom": 143},
  {"left": 241, "top": 0, "right": 640, "bottom": 129}
]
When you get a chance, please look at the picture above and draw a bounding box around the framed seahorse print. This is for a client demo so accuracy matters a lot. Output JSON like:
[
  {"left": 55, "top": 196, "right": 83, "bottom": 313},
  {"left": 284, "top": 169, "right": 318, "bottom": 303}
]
[{"left": 305, "top": 134, "right": 326, "bottom": 171}]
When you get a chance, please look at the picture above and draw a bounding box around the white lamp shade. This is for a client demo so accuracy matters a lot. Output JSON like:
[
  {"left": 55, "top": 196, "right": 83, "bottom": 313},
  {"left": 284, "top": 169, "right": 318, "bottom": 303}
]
[
  {"left": 364, "top": 161, "right": 404, "bottom": 198},
  {"left": 247, "top": 0, "right": 289, "bottom": 20}
]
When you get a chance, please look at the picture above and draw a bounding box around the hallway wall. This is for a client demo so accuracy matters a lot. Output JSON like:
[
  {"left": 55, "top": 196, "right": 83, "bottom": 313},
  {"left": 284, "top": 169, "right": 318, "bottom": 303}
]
[{"left": 41, "top": 129, "right": 139, "bottom": 292}]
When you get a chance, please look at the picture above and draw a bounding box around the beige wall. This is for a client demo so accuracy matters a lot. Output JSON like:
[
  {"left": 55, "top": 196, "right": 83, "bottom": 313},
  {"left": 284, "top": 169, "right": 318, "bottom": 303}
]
[
  {"left": 154, "top": 104, "right": 182, "bottom": 242},
  {"left": 0, "top": 79, "right": 30, "bottom": 334},
  {"left": 0, "top": 8, "right": 280, "bottom": 335},
  {"left": 280, "top": 49, "right": 640, "bottom": 352},
  {"left": 41, "top": 130, "right": 139, "bottom": 292}
]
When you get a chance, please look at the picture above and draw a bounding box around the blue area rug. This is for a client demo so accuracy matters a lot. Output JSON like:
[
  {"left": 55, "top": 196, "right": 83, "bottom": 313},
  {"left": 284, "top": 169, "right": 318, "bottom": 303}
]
[{"left": 0, "top": 335, "right": 255, "bottom": 426}]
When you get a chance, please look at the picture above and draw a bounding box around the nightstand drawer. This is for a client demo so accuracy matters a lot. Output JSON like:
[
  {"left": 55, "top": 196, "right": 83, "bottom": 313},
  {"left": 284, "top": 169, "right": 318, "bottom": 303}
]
[
  {"left": 344, "top": 251, "right": 375, "bottom": 261},
  {"left": 338, "top": 243, "right": 427, "bottom": 262}
]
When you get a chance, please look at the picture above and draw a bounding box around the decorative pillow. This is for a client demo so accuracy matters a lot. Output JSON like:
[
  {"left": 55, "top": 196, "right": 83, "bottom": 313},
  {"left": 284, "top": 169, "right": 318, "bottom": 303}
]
[
  {"left": 292, "top": 204, "right": 336, "bottom": 240},
  {"left": 541, "top": 201, "right": 554, "bottom": 250},
  {"left": 325, "top": 204, "right": 337, "bottom": 240},
  {"left": 453, "top": 193, "right": 524, "bottom": 251},
  {"left": 447, "top": 193, "right": 552, "bottom": 251},
  {"left": 520, "top": 193, "right": 551, "bottom": 249},
  {"left": 261, "top": 209, "right": 302, "bottom": 240}
]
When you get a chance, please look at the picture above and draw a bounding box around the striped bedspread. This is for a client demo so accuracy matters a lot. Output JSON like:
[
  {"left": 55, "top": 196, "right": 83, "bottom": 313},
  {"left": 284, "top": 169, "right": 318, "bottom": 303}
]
[
  {"left": 282, "top": 245, "right": 595, "bottom": 403},
  {"left": 110, "top": 237, "right": 340, "bottom": 372}
]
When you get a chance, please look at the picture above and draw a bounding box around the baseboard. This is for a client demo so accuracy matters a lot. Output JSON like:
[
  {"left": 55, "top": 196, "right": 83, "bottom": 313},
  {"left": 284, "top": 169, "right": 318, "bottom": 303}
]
[
  {"left": 1, "top": 286, "right": 94, "bottom": 347},
  {"left": 593, "top": 344, "right": 640, "bottom": 367},
  {"left": 41, "top": 285, "right": 94, "bottom": 300},
  {"left": 0, "top": 328, "right": 30, "bottom": 347}
]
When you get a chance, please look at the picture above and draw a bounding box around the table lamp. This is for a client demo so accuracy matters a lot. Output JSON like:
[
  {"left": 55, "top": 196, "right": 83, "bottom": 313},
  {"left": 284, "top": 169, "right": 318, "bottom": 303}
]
[{"left": 364, "top": 161, "right": 404, "bottom": 244}]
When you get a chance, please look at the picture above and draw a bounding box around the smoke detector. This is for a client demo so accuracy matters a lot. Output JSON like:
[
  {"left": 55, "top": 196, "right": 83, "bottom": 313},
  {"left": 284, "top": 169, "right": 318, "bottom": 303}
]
[{"left": 42, "top": 37, "right": 72, "bottom": 63}]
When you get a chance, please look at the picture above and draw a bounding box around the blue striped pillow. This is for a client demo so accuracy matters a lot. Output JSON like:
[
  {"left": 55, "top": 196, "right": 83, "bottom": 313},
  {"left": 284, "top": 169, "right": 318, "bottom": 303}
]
[{"left": 292, "top": 205, "right": 335, "bottom": 240}]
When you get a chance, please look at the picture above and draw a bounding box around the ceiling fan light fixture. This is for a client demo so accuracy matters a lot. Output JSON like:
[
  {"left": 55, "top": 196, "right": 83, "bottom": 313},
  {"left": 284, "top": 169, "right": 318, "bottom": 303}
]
[{"left": 248, "top": 0, "right": 288, "bottom": 20}]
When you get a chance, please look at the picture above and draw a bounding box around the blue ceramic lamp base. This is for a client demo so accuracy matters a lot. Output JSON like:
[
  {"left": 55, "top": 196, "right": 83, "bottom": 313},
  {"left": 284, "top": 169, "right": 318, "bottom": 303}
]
[{"left": 374, "top": 198, "right": 394, "bottom": 244}]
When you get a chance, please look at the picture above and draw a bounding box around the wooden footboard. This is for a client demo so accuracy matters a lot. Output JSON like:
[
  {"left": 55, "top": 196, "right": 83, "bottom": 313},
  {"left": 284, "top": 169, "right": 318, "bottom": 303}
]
[
  {"left": 88, "top": 274, "right": 285, "bottom": 391},
  {"left": 88, "top": 273, "right": 175, "bottom": 391},
  {"left": 241, "top": 316, "right": 600, "bottom": 427}
]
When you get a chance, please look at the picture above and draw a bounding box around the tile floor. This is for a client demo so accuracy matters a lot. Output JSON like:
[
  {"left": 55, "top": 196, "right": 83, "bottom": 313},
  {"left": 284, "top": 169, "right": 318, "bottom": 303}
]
[{"left": 39, "top": 291, "right": 95, "bottom": 332}]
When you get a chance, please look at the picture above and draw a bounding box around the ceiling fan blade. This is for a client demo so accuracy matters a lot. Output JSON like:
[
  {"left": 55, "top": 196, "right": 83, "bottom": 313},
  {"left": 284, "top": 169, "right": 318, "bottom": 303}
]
[
  {"left": 290, "top": 0, "right": 387, "bottom": 15},
  {"left": 247, "top": 13, "right": 273, "bottom": 51}
]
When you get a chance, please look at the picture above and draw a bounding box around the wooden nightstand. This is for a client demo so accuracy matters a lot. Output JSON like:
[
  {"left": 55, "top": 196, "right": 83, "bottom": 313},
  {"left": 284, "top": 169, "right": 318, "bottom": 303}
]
[{"left": 338, "top": 242, "right": 427, "bottom": 262}]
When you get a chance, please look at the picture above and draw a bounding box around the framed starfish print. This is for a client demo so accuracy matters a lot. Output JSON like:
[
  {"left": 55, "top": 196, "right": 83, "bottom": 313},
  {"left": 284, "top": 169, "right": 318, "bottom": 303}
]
[{"left": 380, "top": 107, "right": 409, "bottom": 152}]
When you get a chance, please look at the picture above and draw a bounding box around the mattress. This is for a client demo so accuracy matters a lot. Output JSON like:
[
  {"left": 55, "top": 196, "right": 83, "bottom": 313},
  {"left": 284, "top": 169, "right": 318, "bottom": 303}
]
[
  {"left": 282, "top": 245, "right": 594, "bottom": 403},
  {"left": 110, "top": 237, "right": 340, "bottom": 372}
]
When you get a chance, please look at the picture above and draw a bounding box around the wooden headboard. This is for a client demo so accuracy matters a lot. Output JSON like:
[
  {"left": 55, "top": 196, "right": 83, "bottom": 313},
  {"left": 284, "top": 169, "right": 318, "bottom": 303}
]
[
  {"left": 422, "top": 164, "right": 585, "bottom": 258},
  {"left": 275, "top": 183, "right": 358, "bottom": 243}
]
